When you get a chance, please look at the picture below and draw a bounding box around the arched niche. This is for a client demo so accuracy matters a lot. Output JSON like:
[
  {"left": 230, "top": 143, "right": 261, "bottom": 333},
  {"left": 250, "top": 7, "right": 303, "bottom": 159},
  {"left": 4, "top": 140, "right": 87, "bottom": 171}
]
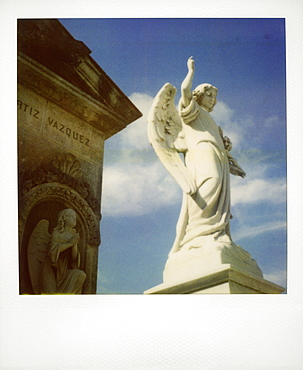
[{"left": 19, "top": 182, "right": 100, "bottom": 294}]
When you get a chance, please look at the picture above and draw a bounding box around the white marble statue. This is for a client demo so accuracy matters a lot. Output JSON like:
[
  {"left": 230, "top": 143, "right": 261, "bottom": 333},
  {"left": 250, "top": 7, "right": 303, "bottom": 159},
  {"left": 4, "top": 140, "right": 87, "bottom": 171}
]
[
  {"left": 148, "top": 57, "right": 262, "bottom": 280},
  {"left": 28, "top": 208, "right": 86, "bottom": 294}
]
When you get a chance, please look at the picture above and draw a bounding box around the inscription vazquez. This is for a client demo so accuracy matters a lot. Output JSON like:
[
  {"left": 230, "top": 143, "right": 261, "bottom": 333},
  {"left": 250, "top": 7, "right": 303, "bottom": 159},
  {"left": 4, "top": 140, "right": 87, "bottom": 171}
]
[
  {"left": 17, "top": 100, "right": 39, "bottom": 119},
  {"left": 48, "top": 117, "right": 90, "bottom": 147}
]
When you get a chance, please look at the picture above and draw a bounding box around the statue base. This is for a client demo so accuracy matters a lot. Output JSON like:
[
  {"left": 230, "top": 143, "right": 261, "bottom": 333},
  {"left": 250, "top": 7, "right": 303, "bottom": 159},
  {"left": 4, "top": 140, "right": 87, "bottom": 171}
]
[
  {"left": 144, "top": 243, "right": 285, "bottom": 294},
  {"left": 144, "top": 265, "right": 285, "bottom": 294}
]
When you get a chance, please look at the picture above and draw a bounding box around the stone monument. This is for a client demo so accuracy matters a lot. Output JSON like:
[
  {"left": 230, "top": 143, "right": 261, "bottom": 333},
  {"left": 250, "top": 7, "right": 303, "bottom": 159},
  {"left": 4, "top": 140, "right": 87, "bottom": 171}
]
[
  {"left": 18, "top": 19, "right": 142, "bottom": 294},
  {"left": 145, "top": 57, "right": 285, "bottom": 294}
]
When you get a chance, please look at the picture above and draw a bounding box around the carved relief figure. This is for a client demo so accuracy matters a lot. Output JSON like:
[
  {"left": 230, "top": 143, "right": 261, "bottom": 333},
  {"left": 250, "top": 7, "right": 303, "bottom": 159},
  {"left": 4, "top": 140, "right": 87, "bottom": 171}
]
[
  {"left": 148, "top": 57, "right": 248, "bottom": 256},
  {"left": 28, "top": 208, "right": 86, "bottom": 294}
]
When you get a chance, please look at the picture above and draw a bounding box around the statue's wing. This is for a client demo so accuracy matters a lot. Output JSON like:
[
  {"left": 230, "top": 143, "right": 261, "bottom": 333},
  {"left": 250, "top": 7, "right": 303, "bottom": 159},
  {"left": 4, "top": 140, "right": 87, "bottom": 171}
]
[
  {"left": 148, "top": 83, "right": 197, "bottom": 195},
  {"left": 28, "top": 219, "right": 51, "bottom": 294}
]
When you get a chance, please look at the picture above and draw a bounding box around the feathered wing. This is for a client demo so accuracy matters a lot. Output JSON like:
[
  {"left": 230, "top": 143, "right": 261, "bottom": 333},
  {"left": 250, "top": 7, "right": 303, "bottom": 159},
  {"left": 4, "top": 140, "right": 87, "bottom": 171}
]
[
  {"left": 148, "top": 83, "right": 197, "bottom": 195},
  {"left": 28, "top": 219, "right": 51, "bottom": 294}
]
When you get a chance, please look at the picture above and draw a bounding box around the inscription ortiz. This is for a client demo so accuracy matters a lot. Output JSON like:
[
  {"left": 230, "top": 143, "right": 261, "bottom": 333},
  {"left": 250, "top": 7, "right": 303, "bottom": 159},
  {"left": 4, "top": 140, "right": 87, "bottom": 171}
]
[
  {"left": 17, "top": 99, "right": 40, "bottom": 119},
  {"left": 47, "top": 117, "right": 90, "bottom": 147}
]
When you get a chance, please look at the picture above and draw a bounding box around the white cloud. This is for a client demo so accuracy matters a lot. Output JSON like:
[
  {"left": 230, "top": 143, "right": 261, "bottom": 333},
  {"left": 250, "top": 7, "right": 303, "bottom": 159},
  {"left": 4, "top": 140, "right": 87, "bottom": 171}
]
[
  {"left": 117, "top": 92, "right": 153, "bottom": 150},
  {"left": 212, "top": 100, "right": 235, "bottom": 124},
  {"left": 212, "top": 102, "right": 284, "bottom": 153},
  {"left": 264, "top": 115, "right": 279, "bottom": 128},
  {"left": 102, "top": 161, "right": 181, "bottom": 217},
  {"left": 129, "top": 92, "right": 154, "bottom": 113},
  {"left": 233, "top": 220, "right": 286, "bottom": 241},
  {"left": 105, "top": 92, "right": 153, "bottom": 151},
  {"left": 212, "top": 101, "right": 243, "bottom": 147},
  {"left": 231, "top": 178, "right": 286, "bottom": 206},
  {"left": 122, "top": 119, "right": 150, "bottom": 150},
  {"left": 264, "top": 269, "right": 287, "bottom": 288}
]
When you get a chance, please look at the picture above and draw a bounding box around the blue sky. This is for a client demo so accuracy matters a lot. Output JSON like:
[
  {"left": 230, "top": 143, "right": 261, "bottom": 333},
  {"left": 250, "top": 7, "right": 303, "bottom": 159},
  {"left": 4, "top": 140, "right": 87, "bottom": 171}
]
[{"left": 59, "top": 18, "right": 287, "bottom": 293}]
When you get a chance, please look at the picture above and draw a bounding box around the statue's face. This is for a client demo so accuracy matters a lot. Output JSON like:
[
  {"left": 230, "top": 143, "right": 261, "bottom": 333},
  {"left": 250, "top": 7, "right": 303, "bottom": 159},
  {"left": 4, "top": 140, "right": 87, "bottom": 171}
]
[
  {"left": 199, "top": 87, "right": 217, "bottom": 111},
  {"left": 65, "top": 211, "right": 77, "bottom": 227}
]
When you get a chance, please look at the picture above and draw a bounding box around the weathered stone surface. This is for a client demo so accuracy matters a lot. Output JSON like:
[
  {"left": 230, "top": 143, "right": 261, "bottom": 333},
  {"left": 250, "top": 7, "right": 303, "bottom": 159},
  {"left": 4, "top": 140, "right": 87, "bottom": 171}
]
[
  {"left": 17, "top": 19, "right": 141, "bottom": 131},
  {"left": 18, "top": 84, "right": 104, "bottom": 164},
  {"left": 28, "top": 209, "right": 86, "bottom": 294},
  {"left": 18, "top": 19, "right": 142, "bottom": 294}
]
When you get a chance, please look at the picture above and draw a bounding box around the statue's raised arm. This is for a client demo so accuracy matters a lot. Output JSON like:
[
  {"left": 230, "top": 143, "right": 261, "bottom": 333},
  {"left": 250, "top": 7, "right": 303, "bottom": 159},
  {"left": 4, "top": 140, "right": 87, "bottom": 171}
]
[{"left": 180, "top": 56, "right": 195, "bottom": 108}]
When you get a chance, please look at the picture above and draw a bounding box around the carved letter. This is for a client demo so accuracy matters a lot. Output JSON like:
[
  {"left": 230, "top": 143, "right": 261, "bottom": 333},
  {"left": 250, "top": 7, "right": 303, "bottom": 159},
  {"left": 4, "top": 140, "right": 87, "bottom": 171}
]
[
  {"left": 66, "top": 128, "right": 71, "bottom": 137},
  {"left": 33, "top": 110, "right": 39, "bottom": 119},
  {"left": 85, "top": 138, "right": 90, "bottom": 147},
  {"left": 59, "top": 124, "right": 65, "bottom": 133}
]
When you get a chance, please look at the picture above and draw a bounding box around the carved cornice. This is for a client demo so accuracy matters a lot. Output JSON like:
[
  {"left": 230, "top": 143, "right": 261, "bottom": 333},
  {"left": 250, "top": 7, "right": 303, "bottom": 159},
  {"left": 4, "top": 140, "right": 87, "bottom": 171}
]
[
  {"left": 20, "top": 153, "right": 101, "bottom": 217},
  {"left": 17, "top": 19, "right": 91, "bottom": 68},
  {"left": 17, "top": 19, "right": 142, "bottom": 139}
]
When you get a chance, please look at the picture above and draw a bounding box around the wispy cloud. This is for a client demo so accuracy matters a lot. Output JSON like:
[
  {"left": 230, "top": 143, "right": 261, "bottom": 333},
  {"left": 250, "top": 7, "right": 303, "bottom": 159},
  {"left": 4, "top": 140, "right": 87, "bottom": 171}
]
[
  {"left": 264, "top": 115, "right": 280, "bottom": 128},
  {"left": 104, "top": 92, "right": 152, "bottom": 152},
  {"left": 264, "top": 269, "right": 287, "bottom": 288},
  {"left": 119, "top": 92, "right": 154, "bottom": 150},
  {"left": 231, "top": 178, "right": 286, "bottom": 206},
  {"left": 212, "top": 101, "right": 243, "bottom": 147},
  {"left": 102, "top": 162, "right": 180, "bottom": 217},
  {"left": 233, "top": 220, "right": 286, "bottom": 241}
]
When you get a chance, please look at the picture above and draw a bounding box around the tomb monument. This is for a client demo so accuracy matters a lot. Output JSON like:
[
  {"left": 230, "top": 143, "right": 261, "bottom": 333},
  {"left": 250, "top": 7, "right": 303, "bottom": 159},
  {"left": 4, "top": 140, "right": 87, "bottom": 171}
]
[{"left": 18, "top": 19, "right": 142, "bottom": 294}]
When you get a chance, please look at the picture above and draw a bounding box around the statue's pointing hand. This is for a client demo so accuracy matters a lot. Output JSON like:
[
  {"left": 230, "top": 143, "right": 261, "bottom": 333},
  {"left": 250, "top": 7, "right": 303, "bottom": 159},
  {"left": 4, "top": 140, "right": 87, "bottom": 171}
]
[{"left": 187, "top": 56, "right": 195, "bottom": 72}]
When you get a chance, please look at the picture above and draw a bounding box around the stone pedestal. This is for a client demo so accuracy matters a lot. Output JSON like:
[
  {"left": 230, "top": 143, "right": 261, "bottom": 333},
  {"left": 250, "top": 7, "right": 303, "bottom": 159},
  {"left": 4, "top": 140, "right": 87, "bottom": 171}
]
[
  {"left": 18, "top": 19, "right": 142, "bottom": 294},
  {"left": 145, "top": 264, "right": 285, "bottom": 294},
  {"left": 144, "top": 243, "right": 285, "bottom": 294}
]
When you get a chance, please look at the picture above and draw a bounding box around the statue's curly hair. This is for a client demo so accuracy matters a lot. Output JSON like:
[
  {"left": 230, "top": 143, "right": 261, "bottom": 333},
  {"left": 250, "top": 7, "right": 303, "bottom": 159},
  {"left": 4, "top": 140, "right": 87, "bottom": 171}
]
[
  {"left": 192, "top": 83, "right": 218, "bottom": 112},
  {"left": 54, "top": 208, "right": 76, "bottom": 232}
]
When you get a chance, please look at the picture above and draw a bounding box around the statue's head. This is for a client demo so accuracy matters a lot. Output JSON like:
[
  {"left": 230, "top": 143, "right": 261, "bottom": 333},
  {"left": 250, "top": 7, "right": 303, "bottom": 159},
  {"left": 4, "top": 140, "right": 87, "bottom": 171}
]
[
  {"left": 55, "top": 208, "right": 77, "bottom": 232},
  {"left": 193, "top": 83, "right": 218, "bottom": 112}
]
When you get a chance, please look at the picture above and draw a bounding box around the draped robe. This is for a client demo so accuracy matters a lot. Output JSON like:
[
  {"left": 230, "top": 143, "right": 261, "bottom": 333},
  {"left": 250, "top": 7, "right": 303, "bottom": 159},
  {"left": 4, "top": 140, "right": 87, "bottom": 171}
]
[
  {"left": 41, "top": 231, "right": 86, "bottom": 294},
  {"left": 170, "top": 99, "right": 232, "bottom": 254}
]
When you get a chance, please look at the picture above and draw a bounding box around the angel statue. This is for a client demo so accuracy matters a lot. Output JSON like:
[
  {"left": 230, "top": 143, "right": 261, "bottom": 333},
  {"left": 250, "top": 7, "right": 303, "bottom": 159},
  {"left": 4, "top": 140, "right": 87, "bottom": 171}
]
[
  {"left": 28, "top": 208, "right": 86, "bottom": 294},
  {"left": 148, "top": 57, "right": 262, "bottom": 281}
]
